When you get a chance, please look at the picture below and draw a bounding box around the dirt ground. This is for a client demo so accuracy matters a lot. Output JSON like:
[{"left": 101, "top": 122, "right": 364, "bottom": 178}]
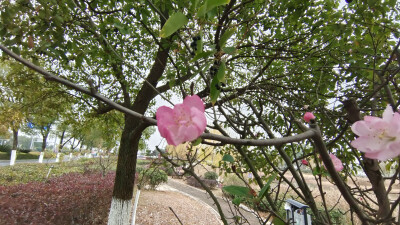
[{"left": 135, "top": 188, "right": 221, "bottom": 225}]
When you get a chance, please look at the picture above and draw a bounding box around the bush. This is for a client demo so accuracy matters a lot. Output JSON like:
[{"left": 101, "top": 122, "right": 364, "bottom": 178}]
[
  {"left": 0, "top": 172, "right": 114, "bottom": 224},
  {"left": 18, "top": 149, "right": 31, "bottom": 153},
  {"left": 186, "top": 176, "right": 218, "bottom": 189},
  {"left": 136, "top": 166, "right": 145, "bottom": 174},
  {"left": 0, "top": 144, "right": 12, "bottom": 153},
  {"left": 204, "top": 171, "right": 218, "bottom": 180},
  {"left": 159, "top": 166, "right": 175, "bottom": 176},
  {"left": 138, "top": 168, "right": 168, "bottom": 189}
]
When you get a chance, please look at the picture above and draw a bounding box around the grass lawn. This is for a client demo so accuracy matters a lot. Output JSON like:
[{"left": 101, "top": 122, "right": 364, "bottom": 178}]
[{"left": 0, "top": 151, "right": 55, "bottom": 160}]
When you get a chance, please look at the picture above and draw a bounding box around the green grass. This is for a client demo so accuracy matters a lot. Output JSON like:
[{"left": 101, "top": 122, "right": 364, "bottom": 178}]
[
  {"left": 137, "top": 159, "right": 152, "bottom": 166},
  {"left": 0, "top": 151, "right": 55, "bottom": 160},
  {"left": 0, "top": 158, "right": 118, "bottom": 186}
]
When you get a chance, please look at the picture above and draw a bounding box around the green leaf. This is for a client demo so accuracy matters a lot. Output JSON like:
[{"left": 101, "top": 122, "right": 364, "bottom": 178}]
[
  {"left": 195, "top": 38, "right": 203, "bottom": 54},
  {"left": 272, "top": 216, "right": 286, "bottom": 225},
  {"left": 216, "top": 62, "right": 226, "bottom": 81},
  {"left": 123, "top": 3, "right": 134, "bottom": 12},
  {"left": 222, "top": 154, "right": 234, "bottom": 163},
  {"left": 75, "top": 54, "right": 84, "bottom": 67},
  {"left": 192, "top": 138, "right": 202, "bottom": 146},
  {"left": 223, "top": 185, "right": 252, "bottom": 198},
  {"left": 197, "top": 5, "right": 208, "bottom": 18},
  {"left": 222, "top": 47, "right": 237, "bottom": 55},
  {"left": 168, "top": 79, "right": 176, "bottom": 89},
  {"left": 160, "top": 12, "right": 188, "bottom": 38},
  {"left": 258, "top": 174, "right": 276, "bottom": 199},
  {"left": 54, "top": 15, "right": 64, "bottom": 26},
  {"left": 190, "top": 50, "right": 215, "bottom": 62},
  {"left": 205, "top": 0, "right": 231, "bottom": 11},
  {"left": 210, "top": 75, "right": 221, "bottom": 105},
  {"left": 312, "top": 167, "right": 321, "bottom": 176},
  {"left": 232, "top": 197, "right": 242, "bottom": 206},
  {"left": 197, "top": 0, "right": 230, "bottom": 18},
  {"left": 385, "top": 161, "right": 394, "bottom": 172},
  {"left": 114, "top": 22, "right": 130, "bottom": 35},
  {"left": 190, "top": 0, "right": 200, "bottom": 12},
  {"left": 219, "top": 27, "right": 236, "bottom": 47}
]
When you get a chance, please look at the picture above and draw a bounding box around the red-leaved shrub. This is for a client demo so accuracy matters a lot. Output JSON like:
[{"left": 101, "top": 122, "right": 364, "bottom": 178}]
[{"left": 0, "top": 172, "right": 115, "bottom": 225}]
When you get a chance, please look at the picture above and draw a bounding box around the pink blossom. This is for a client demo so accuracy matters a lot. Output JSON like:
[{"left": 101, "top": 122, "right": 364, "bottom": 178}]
[
  {"left": 301, "top": 159, "right": 308, "bottom": 166},
  {"left": 156, "top": 95, "right": 207, "bottom": 146},
  {"left": 303, "top": 112, "right": 315, "bottom": 123},
  {"left": 328, "top": 153, "right": 344, "bottom": 172},
  {"left": 351, "top": 105, "right": 400, "bottom": 161}
]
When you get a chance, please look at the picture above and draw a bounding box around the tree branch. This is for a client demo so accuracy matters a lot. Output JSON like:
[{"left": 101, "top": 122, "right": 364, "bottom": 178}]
[{"left": 0, "top": 45, "right": 155, "bottom": 125}]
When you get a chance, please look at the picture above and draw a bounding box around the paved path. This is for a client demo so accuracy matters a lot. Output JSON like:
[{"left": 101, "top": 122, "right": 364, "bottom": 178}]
[{"left": 167, "top": 179, "right": 262, "bottom": 224}]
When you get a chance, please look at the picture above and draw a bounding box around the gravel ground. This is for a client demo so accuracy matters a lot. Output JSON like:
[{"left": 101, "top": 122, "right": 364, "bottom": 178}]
[{"left": 135, "top": 186, "right": 221, "bottom": 225}]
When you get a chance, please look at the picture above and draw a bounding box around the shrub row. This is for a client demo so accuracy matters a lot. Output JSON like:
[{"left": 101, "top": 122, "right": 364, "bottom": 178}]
[
  {"left": 0, "top": 144, "right": 11, "bottom": 153},
  {"left": 0, "top": 172, "right": 115, "bottom": 224},
  {"left": 0, "top": 145, "right": 32, "bottom": 154}
]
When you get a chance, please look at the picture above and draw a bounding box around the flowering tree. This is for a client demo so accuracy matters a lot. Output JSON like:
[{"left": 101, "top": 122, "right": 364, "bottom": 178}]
[{"left": 1, "top": 0, "right": 400, "bottom": 224}]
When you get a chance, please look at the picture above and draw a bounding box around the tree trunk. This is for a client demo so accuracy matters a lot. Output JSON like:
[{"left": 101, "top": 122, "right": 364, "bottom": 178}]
[
  {"left": 79, "top": 140, "right": 83, "bottom": 152},
  {"left": 107, "top": 17, "right": 170, "bottom": 223},
  {"left": 41, "top": 128, "right": 50, "bottom": 152},
  {"left": 107, "top": 115, "right": 147, "bottom": 225},
  {"left": 58, "top": 130, "right": 65, "bottom": 151},
  {"left": 12, "top": 128, "right": 18, "bottom": 149},
  {"left": 41, "top": 134, "right": 47, "bottom": 152}
]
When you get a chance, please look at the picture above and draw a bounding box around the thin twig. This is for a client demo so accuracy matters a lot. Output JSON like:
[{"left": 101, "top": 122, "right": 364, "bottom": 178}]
[{"left": 168, "top": 207, "right": 184, "bottom": 225}]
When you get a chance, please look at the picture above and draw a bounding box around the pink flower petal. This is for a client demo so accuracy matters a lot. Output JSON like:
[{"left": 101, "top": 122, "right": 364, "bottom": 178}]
[
  {"left": 156, "top": 95, "right": 207, "bottom": 146},
  {"left": 156, "top": 106, "right": 175, "bottom": 138},
  {"left": 164, "top": 124, "right": 182, "bottom": 146},
  {"left": 183, "top": 95, "right": 205, "bottom": 112},
  {"left": 351, "top": 121, "right": 373, "bottom": 137},
  {"left": 382, "top": 105, "right": 394, "bottom": 122},
  {"left": 190, "top": 108, "right": 207, "bottom": 132},
  {"left": 181, "top": 124, "right": 202, "bottom": 142},
  {"left": 303, "top": 112, "right": 315, "bottom": 123},
  {"left": 388, "top": 113, "right": 400, "bottom": 134},
  {"left": 351, "top": 105, "right": 400, "bottom": 161},
  {"left": 329, "top": 153, "right": 343, "bottom": 172},
  {"left": 351, "top": 136, "right": 385, "bottom": 153},
  {"left": 365, "top": 141, "right": 400, "bottom": 161}
]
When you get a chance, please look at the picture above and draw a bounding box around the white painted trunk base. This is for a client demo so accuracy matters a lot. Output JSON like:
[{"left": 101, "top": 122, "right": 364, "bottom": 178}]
[{"left": 108, "top": 197, "right": 132, "bottom": 225}]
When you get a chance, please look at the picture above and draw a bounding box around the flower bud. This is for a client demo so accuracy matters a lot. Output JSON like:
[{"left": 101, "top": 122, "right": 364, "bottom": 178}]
[{"left": 303, "top": 112, "right": 316, "bottom": 123}]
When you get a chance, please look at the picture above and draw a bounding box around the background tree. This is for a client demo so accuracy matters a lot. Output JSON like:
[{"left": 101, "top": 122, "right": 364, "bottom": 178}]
[{"left": 0, "top": 61, "right": 28, "bottom": 149}]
